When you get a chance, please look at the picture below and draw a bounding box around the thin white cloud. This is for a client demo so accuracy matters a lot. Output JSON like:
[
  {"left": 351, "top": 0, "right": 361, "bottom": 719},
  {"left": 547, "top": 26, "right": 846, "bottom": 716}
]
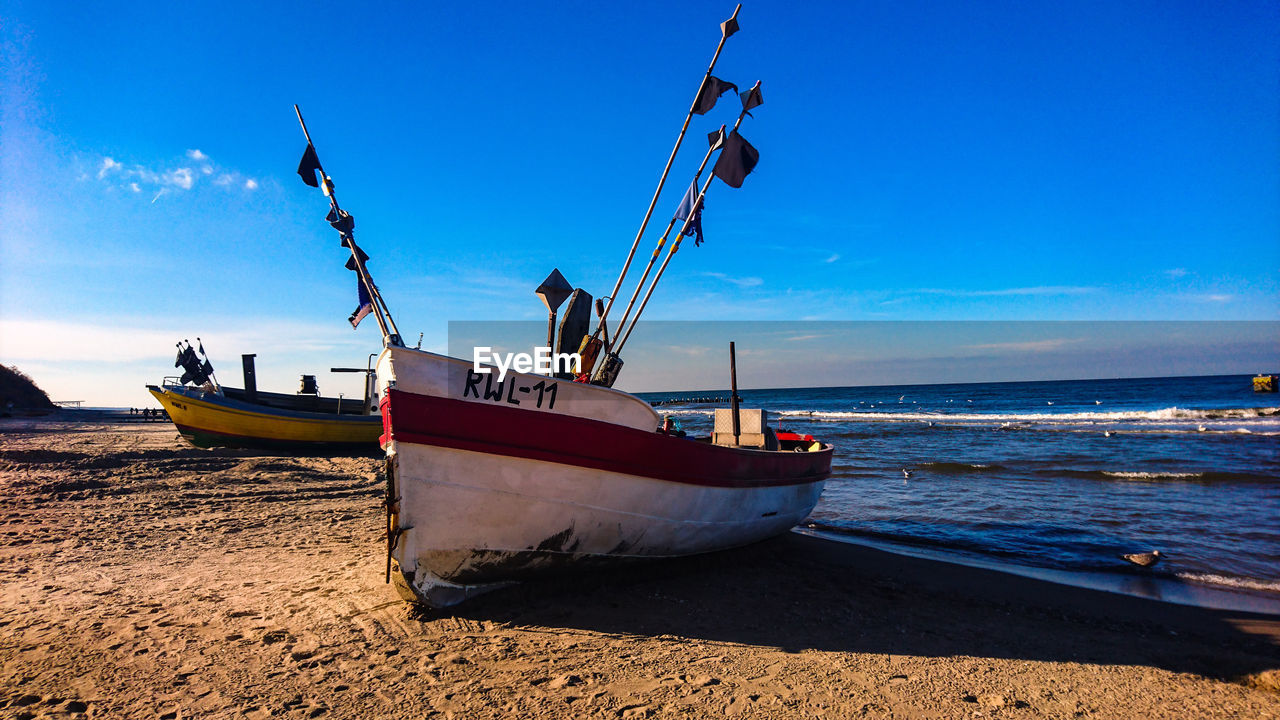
[
  {"left": 92, "top": 149, "right": 256, "bottom": 198},
  {"left": 702, "top": 272, "right": 763, "bottom": 288},
  {"left": 1165, "top": 268, "right": 1189, "bottom": 279},
  {"left": 966, "top": 338, "right": 1079, "bottom": 353},
  {"left": 916, "top": 286, "right": 1097, "bottom": 297},
  {"left": 98, "top": 157, "right": 121, "bottom": 178},
  {"left": 662, "top": 345, "right": 710, "bottom": 357},
  {"left": 824, "top": 253, "right": 840, "bottom": 263},
  {"left": 786, "top": 334, "right": 829, "bottom": 342},
  {"left": 1200, "top": 294, "right": 1233, "bottom": 303},
  {"left": 166, "top": 167, "right": 194, "bottom": 190}
]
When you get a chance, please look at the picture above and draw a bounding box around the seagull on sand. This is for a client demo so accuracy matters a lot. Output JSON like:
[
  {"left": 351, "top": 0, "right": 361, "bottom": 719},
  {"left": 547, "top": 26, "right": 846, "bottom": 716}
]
[{"left": 1121, "top": 550, "right": 1163, "bottom": 568}]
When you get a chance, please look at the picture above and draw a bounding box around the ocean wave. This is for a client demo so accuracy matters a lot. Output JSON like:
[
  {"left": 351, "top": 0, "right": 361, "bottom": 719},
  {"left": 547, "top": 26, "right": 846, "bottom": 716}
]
[
  {"left": 773, "top": 406, "right": 1280, "bottom": 424},
  {"left": 1056, "top": 469, "right": 1270, "bottom": 483},
  {"left": 919, "top": 462, "right": 1004, "bottom": 474},
  {"left": 1101, "top": 471, "right": 1205, "bottom": 480},
  {"left": 1176, "top": 572, "right": 1280, "bottom": 594}
]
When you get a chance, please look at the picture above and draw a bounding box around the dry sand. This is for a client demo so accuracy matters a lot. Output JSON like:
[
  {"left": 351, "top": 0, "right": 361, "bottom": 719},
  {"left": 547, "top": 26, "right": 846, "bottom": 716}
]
[{"left": 1, "top": 418, "right": 1278, "bottom": 719}]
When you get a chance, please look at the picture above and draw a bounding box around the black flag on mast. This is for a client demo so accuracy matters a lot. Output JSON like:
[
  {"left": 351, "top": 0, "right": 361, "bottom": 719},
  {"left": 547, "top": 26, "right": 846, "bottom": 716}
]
[
  {"left": 739, "top": 83, "right": 763, "bottom": 115},
  {"left": 350, "top": 276, "right": 374, "bottom": 329},
  {"left": 693, "top": 76, "right": 739, "bottom": 115},
  {"left": 712, "top": 131, "right": 759, "bottom": 189},
  {"left": 175, "top": 343, "right": 213, "bottom": 385},
  {"left": 297, "top": 144, "right": 322, "bottom": 187},
  {"left": 707, "top": 126, "right": 727, "bottom": 150},
  {"left": 341, "top": 238, "right": 369, "bottom": 271},
  {"left": 672, "top": 180, "right": 705, "bottom": 247}
]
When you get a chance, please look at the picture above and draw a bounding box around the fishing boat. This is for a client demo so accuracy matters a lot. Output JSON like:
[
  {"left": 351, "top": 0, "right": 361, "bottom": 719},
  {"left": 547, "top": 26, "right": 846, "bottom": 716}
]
[
  {"left": 374, "top": 347, "right": 831, "bottom": 606},
  {"left": 293, "top": 5, "right": 833, "bottom": 606},
  {"left": 148, "top": 341, "right": 381, "bottom": 451}
]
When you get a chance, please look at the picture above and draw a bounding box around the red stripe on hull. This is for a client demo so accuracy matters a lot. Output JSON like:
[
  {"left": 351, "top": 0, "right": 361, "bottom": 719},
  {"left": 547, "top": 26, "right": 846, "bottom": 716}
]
[{"left": 381, "top": 388, "right": 832, "bottom": 488}]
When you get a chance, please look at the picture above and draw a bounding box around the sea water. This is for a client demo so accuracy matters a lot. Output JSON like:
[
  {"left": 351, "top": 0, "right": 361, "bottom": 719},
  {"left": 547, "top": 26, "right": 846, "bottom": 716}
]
[{"left": 641, "top": 374, "right": 1280, "bottom": 609}]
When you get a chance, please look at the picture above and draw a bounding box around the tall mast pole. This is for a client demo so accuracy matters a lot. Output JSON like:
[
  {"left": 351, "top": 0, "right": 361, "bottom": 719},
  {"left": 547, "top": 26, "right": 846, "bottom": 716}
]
[
  {"left": 612, "top": 84, "right": 759, "bottom": 355},
  {"left": 594, "top": 4, "right": 741, "bottom": 343},
  {"left": 612, "top": 167, "right": 718, "bottom": 355},
  {"left": 609, "top": 125, "right": 726, "bottom": 345},
  {"left": 294, "top": 105, "right": 403, "bottom": 347}
]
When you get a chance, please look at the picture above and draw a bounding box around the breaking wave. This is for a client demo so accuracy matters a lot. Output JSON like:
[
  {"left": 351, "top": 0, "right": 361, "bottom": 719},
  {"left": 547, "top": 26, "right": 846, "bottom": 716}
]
[
  {"left": 773, "top": 406, "right": 1280, "bottom": 424},
  {"left": 919, "top": 462, "right": 1004, "bottom": 474},
  {"left": 1101, "top": 471, "right": 1205, "bottom": 480},
  {"left": 1054, "top": 469, "right": 1270, "bottom": 483},
  {"left": 1177, "top": 573, "right": 1280, "bottom": 594}
]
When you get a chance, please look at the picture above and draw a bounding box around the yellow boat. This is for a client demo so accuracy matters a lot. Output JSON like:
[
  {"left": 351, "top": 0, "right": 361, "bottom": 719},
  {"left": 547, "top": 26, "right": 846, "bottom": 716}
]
[
  {"left": 148, "top": 343, "right": 382, "bottom": 452},
  {"left": 148, "top": 383, "right": 382, "bottom": 451}
]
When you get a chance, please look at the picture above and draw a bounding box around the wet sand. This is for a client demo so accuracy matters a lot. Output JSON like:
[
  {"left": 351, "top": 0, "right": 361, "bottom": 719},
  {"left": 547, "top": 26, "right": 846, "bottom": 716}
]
[{"left": 1, "top": 419, "right": 1278, "bottom": 719}]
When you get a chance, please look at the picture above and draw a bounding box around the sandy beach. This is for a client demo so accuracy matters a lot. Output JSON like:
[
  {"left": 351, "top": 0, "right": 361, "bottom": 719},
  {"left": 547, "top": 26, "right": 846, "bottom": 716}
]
[{"left": 1, "top": 418, "right": 1277, "bottom": 719}]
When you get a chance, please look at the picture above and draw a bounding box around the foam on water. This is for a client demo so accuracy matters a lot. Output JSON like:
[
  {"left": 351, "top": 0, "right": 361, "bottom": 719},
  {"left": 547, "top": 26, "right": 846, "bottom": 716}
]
[
  {"left": 773, "top": 406, "right": 1279, "bottom": 423},
  {"left": 644, "top": 375, "right": 1280, "bottom": 604}
]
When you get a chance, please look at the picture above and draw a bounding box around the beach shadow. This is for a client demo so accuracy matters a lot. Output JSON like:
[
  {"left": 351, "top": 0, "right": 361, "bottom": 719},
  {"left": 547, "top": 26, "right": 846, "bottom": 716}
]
[{"left": 428, "top": 533, "right": 1280, "bottom": 683}]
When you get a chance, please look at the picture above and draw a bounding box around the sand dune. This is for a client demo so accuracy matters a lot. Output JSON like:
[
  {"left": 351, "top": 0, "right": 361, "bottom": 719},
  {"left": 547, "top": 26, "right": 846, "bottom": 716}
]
[{"left": 1, "top": 419, "right": 1277, "bottom": 718}]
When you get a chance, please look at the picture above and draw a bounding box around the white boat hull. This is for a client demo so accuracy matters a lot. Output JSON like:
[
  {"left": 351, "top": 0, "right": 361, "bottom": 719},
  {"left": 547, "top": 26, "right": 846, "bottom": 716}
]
[{"left": 377, "top": 346, "right": 831, "bottom": 607}]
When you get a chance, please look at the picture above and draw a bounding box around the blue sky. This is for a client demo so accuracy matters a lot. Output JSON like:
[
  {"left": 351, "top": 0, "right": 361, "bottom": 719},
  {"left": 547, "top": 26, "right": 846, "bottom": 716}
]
[{"left": 1, "top": 1, "right": 1277, "bottom": 405}]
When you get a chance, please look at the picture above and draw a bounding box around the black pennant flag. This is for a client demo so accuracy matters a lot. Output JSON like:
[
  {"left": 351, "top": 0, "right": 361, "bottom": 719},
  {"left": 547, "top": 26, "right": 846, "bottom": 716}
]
[
  {"left": 342, "top": 237, "right": 370, "bottom": 271},
  {"left": 175, "top": 345, "right": 211, "bottom": 385},
  {"left": 707, "top": 126, "right": 727, "bottom": 150},
  {"left": 672, "top": 180, "right": 705, "bottom": 247},
  {"left": 712, "top": 131, "right": 759, "bottom": 189},
  {"left": 721, "top": 15, "right": 739, "bottom": 39},
  {"left": 693, "top": 76, "right": 739, "bottom": 115},
  {"left": 297, "top": 144, "right": 322, "bottom": 187},
  {"left": 740, "top": 83, "right": 763, "bottom": 114},
  {"left": 350, "top": 276, "right": 374, "bottom": 329},
  {"left": 326, "top": 207, "right": 355, "bottom": 238}
]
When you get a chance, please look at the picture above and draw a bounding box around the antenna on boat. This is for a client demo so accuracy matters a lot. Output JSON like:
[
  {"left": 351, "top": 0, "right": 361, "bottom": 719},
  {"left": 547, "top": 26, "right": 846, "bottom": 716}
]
[
  {"left": 729, "top": 341, "right": 741, "bottom": 445},
  {"left": 195, "top": 337, "right": 220, "bottom": 391},
  {"left": 590, "top": 4, "right": 742, "bottom": 351},
  {"left": 293, "top": 104, "right": 404, "bottom": 348},
  {"left": 609, "top": 81, "right": 763, "bottom": 363}
]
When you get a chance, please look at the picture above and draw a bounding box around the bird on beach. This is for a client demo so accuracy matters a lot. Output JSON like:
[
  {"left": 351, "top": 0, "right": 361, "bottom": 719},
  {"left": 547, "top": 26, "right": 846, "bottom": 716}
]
[{"left": 1120, "top": 551, "right": 1163, "bottom": 568}]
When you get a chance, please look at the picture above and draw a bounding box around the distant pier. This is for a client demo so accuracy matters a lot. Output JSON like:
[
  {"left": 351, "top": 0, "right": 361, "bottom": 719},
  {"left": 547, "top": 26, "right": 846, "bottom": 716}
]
[{"left": 650, "top": 396, "right": 730, "bottom": 406}]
